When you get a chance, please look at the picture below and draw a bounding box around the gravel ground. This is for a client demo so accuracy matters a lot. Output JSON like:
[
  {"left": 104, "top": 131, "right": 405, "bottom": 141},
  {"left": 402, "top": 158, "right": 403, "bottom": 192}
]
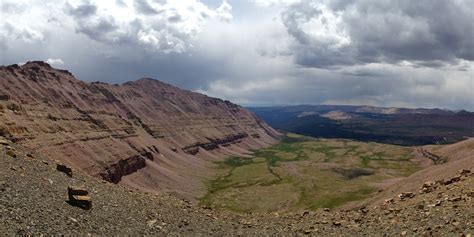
[{"left": 1, "top": 140, "right": 473, "bottom": 236}]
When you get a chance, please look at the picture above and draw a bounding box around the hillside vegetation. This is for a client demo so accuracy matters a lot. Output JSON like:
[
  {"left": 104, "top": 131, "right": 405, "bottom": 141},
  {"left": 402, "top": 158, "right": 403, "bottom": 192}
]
[{"left": 201, "top": 134, "right": 421, "bottom": 212}]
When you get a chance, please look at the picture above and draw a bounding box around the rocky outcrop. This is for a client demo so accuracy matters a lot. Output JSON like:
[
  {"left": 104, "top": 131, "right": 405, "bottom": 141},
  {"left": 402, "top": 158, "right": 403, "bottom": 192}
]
[
  {"left": 182, "top": 133, "right": 249, "bottom": 155},
  {"left": 420, "top": 148, "right": 447, "bottom": 164},
  {"left": 100, "top": 155, "right": 147, "bottom": 184}
]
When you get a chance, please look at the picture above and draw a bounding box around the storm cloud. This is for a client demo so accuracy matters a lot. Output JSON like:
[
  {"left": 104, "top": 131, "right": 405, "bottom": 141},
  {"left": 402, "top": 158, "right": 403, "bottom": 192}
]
[
  {"left": 0, "top": 0, "right": 473, "bottom": 110},
  {"left": 281, "top": 0, "right": 474, "bottom": 68}
]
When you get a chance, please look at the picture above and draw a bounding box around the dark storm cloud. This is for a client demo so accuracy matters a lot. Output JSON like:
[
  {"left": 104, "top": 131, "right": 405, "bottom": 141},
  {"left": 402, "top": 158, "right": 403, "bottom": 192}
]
[
  {"left": 64, "top": 1, "right": 134, "bottom": 44},
  {"left": 70, "top": 53, "right": 225, "bottom": 90},
  {"left": 281, "top": 0, "right": 474, "bottom": 68}
]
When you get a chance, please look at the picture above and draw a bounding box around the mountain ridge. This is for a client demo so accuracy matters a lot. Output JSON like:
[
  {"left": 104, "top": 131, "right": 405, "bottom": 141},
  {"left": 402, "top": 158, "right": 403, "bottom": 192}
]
[
  {"left": 250, "top": 105, "right": 474, "bottom": 146},
  {"left": 0, "top": 61, "right": 280, "bottom": 198}
]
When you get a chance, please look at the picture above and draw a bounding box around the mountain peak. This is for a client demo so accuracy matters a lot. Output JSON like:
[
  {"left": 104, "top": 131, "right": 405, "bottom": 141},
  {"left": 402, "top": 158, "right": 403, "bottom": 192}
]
[{"left": 22, "top": 61, "right": 53, "bottom": 68}]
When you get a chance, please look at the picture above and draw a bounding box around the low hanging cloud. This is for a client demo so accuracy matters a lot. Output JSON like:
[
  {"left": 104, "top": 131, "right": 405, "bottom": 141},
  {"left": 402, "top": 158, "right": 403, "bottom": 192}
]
[{"left": 46, "top": 58, "right": 64, "bottom": 66}]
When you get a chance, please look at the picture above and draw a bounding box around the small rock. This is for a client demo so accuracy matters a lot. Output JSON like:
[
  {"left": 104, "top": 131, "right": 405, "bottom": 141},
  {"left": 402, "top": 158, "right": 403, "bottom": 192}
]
[
  {"left": 384, "top": 198, "right": 394, "bottom": 205},
  {"left": 416, "top": 202, "right": 425, "bottom": 209},
  {"left": 448, "top": 196, "right": 461, "bottom": 202},
  {"left": 6, "top": 150, "right": 16, "bottom": 158},
  {"left": 420, "top": 181, "right": 436, "bottom": 194},
  {"left": 67, "top": 186, "right": 92, "bottom": 210},
  {"left": 323, "top": 208, "right": 330, "bottom": 212},
  {"left": 147, "top": 219, "right": 158, "bottom": 227},
  {"left": 56, "top": 163, "right": 73, "bottom": 177},
  {"left": 444, "top": 175, "right": 461, "bottom": 185},
  {"left": 360, "top": 208, "right": 369, "bottom": 214},
  {"left": 398, "top": 192, "right": 415, "bottom": 200},
  {"left": 459, "top": 169, "right": 471, "bottom": 176},
  {"left": 333, "top": 221, "right": 342, "bottom": 227},
  {"left": 0, "top": 138, "right": 9, "bottom": 145},
  {"left": 427, "top": 200, "right": 442, "bottom": 207}
]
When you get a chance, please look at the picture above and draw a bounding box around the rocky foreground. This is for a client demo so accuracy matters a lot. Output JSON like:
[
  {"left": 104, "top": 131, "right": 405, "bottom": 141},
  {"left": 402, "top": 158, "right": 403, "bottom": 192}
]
[{"left": 1, "top": 137, "right": 472, "bottom": 236}]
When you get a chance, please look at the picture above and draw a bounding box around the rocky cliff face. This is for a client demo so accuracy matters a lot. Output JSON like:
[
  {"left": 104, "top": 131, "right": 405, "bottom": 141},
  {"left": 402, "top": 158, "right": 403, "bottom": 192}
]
[{"left": 0, "top": 61, "right": 280, "bottom": 198}]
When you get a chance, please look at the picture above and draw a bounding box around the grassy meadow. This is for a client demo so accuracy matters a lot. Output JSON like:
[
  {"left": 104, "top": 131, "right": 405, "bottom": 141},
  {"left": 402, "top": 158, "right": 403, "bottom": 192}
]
[{"left": 200, "top": 134, "right": 420, "bottom": 213}]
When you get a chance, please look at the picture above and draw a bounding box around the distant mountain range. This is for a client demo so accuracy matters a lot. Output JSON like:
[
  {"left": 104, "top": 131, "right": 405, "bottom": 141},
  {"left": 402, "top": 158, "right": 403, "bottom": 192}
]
[{"left": 249, "top": 105, "right": 474, "bottom": 146}]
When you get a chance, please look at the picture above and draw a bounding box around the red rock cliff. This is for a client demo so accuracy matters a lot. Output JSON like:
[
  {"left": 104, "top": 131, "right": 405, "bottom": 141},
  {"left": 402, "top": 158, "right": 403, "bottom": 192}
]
[{"left": 0, "top": 61, "right": 280, "bottom": 198}]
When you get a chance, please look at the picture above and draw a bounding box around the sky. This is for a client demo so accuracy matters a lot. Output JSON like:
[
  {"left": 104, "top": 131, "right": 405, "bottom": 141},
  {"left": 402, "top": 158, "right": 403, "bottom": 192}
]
[{"left": 0, "top": 0, "right": 473, "bottom": 110}]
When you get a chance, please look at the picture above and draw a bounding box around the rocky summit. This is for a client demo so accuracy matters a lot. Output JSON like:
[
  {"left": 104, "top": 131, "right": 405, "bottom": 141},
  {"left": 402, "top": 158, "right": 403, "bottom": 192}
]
[{"left": 0, "top": 61, "right": 280, "bottom": 198}]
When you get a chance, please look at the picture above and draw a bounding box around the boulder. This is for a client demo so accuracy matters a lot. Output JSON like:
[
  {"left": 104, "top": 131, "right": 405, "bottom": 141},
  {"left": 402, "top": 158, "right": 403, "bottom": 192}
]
[
  {"left": 384, "top": 198, "right": 395, "bottom": 204},
  {"left": 398, "top": 192, "right": 415, "bottom": 200},
  {"left": 444, "top": 175, "right": 461, "bottom": 185},
  {"left": 419, "top": 181, "right": 435, "bottom": 194},
  {"left": 0, "top": 137, "right": 9, "bottom": 146},
  {"left": 6, "top": 150, "right": 16, "bottom": 158},
  {"left": 68, "top": 186, "right": 89, "bottom": 197},
  {"left": 56, "top": 163, "right": 73, "bottom": 177},
  {"left": 459, "top": 169, "right": 471, "bottom": 177},
  {"left": 67, "top": 186, "right": 92, "bottom": 210}
]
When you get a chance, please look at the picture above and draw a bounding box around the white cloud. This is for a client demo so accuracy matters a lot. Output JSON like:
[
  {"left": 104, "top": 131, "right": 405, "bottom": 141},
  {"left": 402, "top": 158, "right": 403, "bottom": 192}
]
[
  {"left": 46, "top": 58, "right": 64, "bottom": 66},
  {"left": 64, "top": 0, "right": 233, "bottom": 53},
  {"left": 252, "top": 0, "right": 301, "bottom": 7},
  {"left": 0, "top": 21, "right": 44, "bottom": 45}
]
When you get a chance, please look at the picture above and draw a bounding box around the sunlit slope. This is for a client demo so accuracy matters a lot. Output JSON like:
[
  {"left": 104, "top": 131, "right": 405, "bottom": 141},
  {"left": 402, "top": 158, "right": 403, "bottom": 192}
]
[{"left": 358, "top": 138, "right": 474, "bottom": 207}]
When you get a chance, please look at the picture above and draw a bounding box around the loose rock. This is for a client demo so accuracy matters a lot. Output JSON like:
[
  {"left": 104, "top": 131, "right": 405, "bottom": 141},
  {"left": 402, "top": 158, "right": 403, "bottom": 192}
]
[
  {"left": 398, "top": 192, "right": 415, "bottom": 200},
  {"left": 6, "top": 150, "right": 16, "bottom": 158},
  {"left": 67, "top": 186, "right": 92, "bottom": 210},
  {"left": 56, "top": 163, "right": 73, "bottom": 177}
]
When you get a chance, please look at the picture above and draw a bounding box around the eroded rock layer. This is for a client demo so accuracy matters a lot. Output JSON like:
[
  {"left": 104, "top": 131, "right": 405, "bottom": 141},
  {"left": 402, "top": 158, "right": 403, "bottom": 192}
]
[{"left": 0, "top": 61, "right": 280, "bottom": 198}]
